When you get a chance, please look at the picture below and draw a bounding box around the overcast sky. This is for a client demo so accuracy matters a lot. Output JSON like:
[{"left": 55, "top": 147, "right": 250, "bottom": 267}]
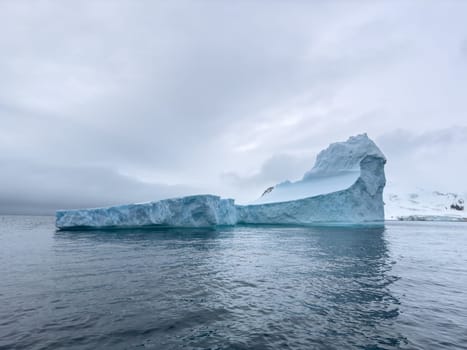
[{"left": 1, "top": 0, "right": 466, "bottom": 214}]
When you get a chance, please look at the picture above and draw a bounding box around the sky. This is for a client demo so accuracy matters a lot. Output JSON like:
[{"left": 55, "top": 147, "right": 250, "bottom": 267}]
[{"left": 1, "top": 0, "right": 466, "bottom": 214}]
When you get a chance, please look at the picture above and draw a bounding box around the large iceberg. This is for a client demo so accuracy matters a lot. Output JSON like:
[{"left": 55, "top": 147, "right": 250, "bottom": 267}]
[{"left": 56, "top": 134, "right": 386, "bottom": 229}]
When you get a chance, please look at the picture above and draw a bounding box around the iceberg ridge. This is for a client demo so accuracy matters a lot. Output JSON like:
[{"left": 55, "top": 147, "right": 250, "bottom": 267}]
[{"left": 56, "top": 195, "right": 237, "bottom": 229}]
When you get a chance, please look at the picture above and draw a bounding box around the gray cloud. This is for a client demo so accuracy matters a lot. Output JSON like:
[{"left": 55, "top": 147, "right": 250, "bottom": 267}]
[
  {"left": 377, "top": 127, "right": 467, "bottom": 190},
  {"left": 1, "top": 0, "right": 466, "bottom": 213},
  {"left": 461, "top": 39, "right": 467, "bottom": 59},
  {"left": 0, "top": 156, "right": 195, "bottom": 215},
  {"left": 222, "top": 153, "right": 314, "bottom": 201}
]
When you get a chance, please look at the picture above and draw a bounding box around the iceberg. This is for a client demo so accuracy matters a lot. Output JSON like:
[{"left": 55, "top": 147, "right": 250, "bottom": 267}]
[{"left": 56, "top": 134, "right": 386, "bottom": 230}]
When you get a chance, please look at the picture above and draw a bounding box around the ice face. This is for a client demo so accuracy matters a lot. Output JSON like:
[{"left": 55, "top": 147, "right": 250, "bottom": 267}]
[
  {"left": 303, "top": 133, "right": 386, "bottom": 178},
  {"left": 56, "top": 134, "right": 387, "bottom": 229},
  {"left": 56, "top": 195, "right": 237, "bottom": 229}
]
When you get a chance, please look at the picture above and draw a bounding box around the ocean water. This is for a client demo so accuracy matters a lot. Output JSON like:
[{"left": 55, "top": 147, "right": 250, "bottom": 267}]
[{"left": 0, "top": 216, "right": 466, "bottom": 350}]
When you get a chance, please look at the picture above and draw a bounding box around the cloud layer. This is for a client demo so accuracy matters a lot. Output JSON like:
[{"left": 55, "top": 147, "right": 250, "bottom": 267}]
[{"left": 1, "top": 1, "right": 466, "bottom": 213}]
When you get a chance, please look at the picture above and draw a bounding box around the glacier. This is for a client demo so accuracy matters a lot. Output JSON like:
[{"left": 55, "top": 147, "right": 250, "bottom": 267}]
[{"left": 56, "top": 134, "right": 387, "bottom": 230}]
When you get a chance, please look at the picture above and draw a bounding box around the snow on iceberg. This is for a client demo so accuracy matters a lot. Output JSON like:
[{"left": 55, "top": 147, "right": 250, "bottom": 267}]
[{"left": 56, "top": 134, "right": 386, "bottom": 230}]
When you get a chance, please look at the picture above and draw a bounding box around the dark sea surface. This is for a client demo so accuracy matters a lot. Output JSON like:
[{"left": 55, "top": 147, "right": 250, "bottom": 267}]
[{"left": 0, "top": 216, "right": 466, "bottom": 350}]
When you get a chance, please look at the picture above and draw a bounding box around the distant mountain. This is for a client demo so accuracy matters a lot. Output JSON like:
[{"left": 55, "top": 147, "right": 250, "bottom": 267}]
[{"left": 384, "top": 186, "right": 466, "bottom": 221}]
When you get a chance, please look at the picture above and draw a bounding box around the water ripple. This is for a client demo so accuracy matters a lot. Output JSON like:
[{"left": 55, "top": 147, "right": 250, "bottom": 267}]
[{"left": 1, "top": 217, "right": 467, "bottom": 349}]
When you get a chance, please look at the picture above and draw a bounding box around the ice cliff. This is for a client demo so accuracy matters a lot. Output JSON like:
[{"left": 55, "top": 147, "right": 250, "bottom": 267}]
[
  {"left": 56, "top": 195, "right": 237, "bottom": 229},
  {"left": 56, "top": 134, "right": 386, "bottom": 229}
]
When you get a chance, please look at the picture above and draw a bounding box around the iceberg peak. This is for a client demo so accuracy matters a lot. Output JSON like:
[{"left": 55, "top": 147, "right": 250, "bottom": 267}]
[
  {"left": 303, "top": 133, "right": 385, "bottom": 180},
  {"left": 256, "top": 133, "right": 386, "bottom": 205}
]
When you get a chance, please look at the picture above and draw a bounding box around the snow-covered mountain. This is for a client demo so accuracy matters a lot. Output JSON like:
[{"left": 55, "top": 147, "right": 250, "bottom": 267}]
[{"left": 384, "top": 185, "right": 466, "bottom": 221}]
